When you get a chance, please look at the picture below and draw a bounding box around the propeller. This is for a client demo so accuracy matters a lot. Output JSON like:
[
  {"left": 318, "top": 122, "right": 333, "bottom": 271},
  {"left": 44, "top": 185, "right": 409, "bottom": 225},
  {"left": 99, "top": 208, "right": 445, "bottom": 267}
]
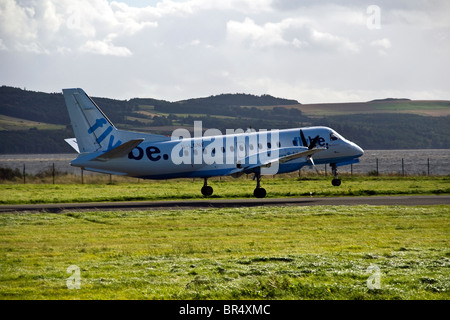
[
  {"left": 307, "top": 155, "right": 320, "bottom": 174},
  {"left": 300, "top": 130, "right": 320, "bottom": 150},
  {"left": 300, "top": 129, "right": 321, "bottom": 174},
  {"left": 308, "top": 135, "right": 320, "bottom": 150}
]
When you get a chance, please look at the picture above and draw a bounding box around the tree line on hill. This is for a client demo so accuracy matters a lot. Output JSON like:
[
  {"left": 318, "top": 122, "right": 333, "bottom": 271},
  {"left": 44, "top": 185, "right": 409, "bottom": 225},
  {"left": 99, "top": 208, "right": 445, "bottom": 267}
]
[{"left": 0, "top": 86, "right": 448, "bottom": 153}]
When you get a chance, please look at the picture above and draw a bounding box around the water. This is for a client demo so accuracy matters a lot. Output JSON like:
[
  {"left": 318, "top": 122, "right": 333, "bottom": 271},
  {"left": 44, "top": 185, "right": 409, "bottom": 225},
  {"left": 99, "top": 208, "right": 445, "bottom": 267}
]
[
  {"left": 0, "top": 153, "right": 80, "bottom": 175},
  {"left": 352, "top": 149, "right": 450, "bottom": 176},
  {"left": 305, "top": 149, "right": 450, "bottom": 176},
  {"left": 0, "top": 150, "right": 449, "bottom": 176}
]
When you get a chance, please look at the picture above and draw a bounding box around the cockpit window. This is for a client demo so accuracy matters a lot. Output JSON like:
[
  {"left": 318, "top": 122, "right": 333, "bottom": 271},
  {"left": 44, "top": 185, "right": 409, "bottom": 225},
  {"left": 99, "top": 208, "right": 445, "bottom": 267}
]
[{"left": 330, "top": 132, "right": 340, "bottom": 141}]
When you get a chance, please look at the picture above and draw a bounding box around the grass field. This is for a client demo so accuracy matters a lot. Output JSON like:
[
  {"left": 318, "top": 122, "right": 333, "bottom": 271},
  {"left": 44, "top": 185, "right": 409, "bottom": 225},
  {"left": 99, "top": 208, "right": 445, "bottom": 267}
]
[
  {"left": 0, "top": 175, "right": 449, "bottom": 205},
  {"left": 276, "top": 100, "right": 450, "bottom": 117},
  {"left": 0, "top": 115, "right": 65, "bottom": 131},
  {"left": 0, "top": 205, "right": 448, "bottom": 300},
  {"left": 1, "top": 176, "right": 448, "bottom": 300}
]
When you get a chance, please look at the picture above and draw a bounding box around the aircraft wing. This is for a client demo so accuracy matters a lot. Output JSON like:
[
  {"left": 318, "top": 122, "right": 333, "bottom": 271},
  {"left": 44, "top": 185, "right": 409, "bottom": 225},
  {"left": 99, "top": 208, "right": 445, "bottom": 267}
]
[
  {"left": 278, "top": 147, "right": 326, "bottom": 164},
  {"left": 237, "top": 147, "right": 326, "bottom": 172}
]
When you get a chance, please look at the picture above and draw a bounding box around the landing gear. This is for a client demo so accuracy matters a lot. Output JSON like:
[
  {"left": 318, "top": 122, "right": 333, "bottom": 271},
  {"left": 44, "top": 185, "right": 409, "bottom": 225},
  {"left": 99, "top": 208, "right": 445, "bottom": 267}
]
[
  {"left": 330, "top": 163, "right": 341, "bottom": 187},
  {"left": 253, "top": 174, "right": 267, "bottom": 198},
  {"left": 201, "top": 178, "right": 213, "bottom": 196},
  {"left": 332, "top": 179, "right": 341, "bottom": 187}
]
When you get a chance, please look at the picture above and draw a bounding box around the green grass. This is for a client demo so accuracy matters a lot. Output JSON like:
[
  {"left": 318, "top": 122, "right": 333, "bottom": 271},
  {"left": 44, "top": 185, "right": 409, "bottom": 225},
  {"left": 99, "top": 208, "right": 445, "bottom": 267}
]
[
  {"left": 0, "top": 205, "right": 448, "bottom": 299},
  {"left": 0, "top": 115, "right": 65, "bottom": 131},
  {"left": 0, "top": 175, "right": 448, "bottom": 205}
]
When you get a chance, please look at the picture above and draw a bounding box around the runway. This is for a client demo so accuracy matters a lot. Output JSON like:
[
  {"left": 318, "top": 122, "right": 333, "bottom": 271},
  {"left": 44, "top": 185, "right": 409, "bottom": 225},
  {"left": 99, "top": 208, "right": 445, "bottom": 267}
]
[{"left": 0, "top": 195, "right": 448, "bottom": 213}]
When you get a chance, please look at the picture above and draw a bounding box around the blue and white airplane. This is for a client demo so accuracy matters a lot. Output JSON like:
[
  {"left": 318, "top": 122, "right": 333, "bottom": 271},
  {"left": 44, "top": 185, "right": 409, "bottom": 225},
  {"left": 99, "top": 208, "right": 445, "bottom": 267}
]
[{"left": 62, "top": 88, "right": 364, "bottom": 198}]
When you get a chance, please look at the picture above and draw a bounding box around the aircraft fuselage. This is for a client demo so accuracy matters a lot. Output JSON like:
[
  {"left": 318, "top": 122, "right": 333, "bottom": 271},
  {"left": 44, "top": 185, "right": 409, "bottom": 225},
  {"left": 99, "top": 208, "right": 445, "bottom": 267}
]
[{"left": 71, "top": 126, "right": 363, "bottom": 179}]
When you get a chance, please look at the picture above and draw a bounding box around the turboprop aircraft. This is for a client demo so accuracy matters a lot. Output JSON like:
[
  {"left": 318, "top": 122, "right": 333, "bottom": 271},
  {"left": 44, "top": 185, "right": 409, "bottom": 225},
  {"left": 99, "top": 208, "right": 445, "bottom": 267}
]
[{"left": 62, "top": 88, "right": 364, "bottom": 198}]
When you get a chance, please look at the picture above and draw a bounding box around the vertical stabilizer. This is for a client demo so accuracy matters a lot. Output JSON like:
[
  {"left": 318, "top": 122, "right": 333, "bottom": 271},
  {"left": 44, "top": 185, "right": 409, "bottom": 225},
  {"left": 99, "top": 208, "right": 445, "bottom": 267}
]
[{"left": 62, "top": 88, "right": 122, "bottom": 153}]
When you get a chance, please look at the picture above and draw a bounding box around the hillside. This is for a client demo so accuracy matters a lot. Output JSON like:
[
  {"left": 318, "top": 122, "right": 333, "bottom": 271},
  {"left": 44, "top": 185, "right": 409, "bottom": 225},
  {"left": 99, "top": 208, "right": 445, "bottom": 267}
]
[
  {"left": 0, "top": 85, "right": 449, "bottom": 153},
  {"left": 257, "top": 100, "right": 450, "bottom": 117}
]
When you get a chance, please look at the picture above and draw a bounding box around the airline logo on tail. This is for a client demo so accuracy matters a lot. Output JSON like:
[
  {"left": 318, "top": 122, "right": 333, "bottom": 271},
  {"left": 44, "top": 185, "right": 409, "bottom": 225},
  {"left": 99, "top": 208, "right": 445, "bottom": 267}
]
[{"left": 87, "top": 118, "right": 122, "bottom": 151}]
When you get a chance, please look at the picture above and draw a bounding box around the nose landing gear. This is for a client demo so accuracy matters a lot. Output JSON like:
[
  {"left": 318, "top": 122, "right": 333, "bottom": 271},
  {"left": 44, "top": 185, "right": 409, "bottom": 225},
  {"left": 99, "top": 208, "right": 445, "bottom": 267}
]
[{"left": 330, "top": 163, "right": 341, "bottom": 186}]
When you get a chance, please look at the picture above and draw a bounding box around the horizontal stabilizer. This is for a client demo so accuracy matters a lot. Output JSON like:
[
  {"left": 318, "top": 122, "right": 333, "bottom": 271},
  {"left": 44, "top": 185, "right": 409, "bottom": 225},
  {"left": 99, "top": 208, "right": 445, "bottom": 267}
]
[
  {"left": 91, "top": 139, "right": 144, "bottom": 162},
  {"left": 64, "top": 138, "right": 80, "bottom": 153}
]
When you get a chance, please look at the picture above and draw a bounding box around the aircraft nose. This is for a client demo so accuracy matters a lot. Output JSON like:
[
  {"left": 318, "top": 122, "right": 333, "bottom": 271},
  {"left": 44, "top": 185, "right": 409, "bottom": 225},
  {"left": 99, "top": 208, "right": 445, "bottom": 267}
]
[{"left": 352, "top": 143, "right": 364, "bottom": 157}]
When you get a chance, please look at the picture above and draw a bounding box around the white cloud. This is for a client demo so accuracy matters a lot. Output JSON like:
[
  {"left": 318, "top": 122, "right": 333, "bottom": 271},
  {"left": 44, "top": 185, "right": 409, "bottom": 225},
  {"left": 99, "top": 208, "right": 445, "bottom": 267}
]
[
  {"left": 80, "top": 38, "right": 133, "bottom": 57},
  {"left": 370, "top": 38, "right": 391, "bottom": 49},
  {"left": 309, "top": 28, "right": 360, "bottom": 54},
  {"left": 226, "top": 17, "right": 359, "bottom": 54},
  {"left": 370, "top": 38, "right": 391, "bottom": 55},
  {"left": 0, "top": 0, "right": 158, "bottom": 55},
  {"left": 0, "top": 0, "right": 38, "bottom": 44},
  {"left": 226, "top": 17, "right": 289, "bottom": 48},
  {"left": 0, "top": 38, "right": 7, "bottom": 51},
  {"left": 0, "top": 0, "right": 449, "bottom": 103}
]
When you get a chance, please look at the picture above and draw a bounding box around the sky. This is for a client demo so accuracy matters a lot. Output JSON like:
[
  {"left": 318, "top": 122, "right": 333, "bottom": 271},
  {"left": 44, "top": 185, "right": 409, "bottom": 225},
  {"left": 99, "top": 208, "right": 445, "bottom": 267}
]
[{"left": 0, "top": 0, "right": 449, "bottom": 103}]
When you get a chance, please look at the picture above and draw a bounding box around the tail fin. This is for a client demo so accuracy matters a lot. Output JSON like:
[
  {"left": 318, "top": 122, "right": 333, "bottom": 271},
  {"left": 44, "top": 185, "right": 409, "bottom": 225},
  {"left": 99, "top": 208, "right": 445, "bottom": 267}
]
[{"left": 63, "top": 88, "right": 124, "bottom": 153}]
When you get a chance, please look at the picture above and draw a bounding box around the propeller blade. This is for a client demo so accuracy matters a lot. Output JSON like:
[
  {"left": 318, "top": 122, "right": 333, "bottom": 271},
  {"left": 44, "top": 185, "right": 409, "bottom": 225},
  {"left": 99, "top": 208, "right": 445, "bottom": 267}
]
[
  {"left": 300, "top": 130, "right": 308, "bottom": 147},
  {"left": 307, "top": 155, "right": 321, "bottom": 174},
  {"left": 308, "top": 135, "right": 320, "bottom": 150}
]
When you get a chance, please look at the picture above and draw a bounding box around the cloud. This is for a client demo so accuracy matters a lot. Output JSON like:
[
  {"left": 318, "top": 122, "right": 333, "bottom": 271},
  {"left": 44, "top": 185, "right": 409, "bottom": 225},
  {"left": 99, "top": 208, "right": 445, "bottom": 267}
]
[
  {"left": 0, "top": 0, "right": 449, "bottom": 103},
  {"left": 226, "top": 17, "right": 289, "bottom": 48},
  {"left": 0, "top": 0, "right": 157, "bottom": 55},
  {"left": 370, "top": 38, "right": 391, "bottom": 49},
  {"left": 226, "top": 17, "right": 359, "bottom": 53},
  {"left": 80, "top": 38, "right": 133, "bottom": 57},
  {"left": 0, "top": 39, "right": 7, "bottom": 51},
  {"left": 309, "top": 28, "right": 360, "bottom": 54}
]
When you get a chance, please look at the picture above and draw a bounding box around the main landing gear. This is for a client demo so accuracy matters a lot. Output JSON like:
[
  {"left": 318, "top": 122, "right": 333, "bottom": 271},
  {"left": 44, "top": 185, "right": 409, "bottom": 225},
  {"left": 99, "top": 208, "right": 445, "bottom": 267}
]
[
  {"left": 330, "top": 163, "right": 341, "bottom": 186},
  {"left": 201, "top": 178, "right": 213, "bottom": 196},
  {"left": 253, "top": 174, "right": 267, "bottom": 198},
  {"left": 200, "top": 176, "right": 267, "bottom": 198}
]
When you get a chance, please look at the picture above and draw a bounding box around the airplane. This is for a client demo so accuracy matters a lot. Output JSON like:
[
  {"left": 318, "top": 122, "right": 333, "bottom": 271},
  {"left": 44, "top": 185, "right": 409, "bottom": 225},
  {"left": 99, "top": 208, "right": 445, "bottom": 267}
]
[{"left": 62, "top": 88, "right": 364, "bottom": 198}]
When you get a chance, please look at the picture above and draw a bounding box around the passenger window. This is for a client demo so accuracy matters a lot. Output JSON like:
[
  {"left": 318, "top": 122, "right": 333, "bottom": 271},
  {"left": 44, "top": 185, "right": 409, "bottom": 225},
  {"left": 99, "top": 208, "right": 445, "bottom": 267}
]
[{"left": 293, "top": 140, "right": 298, "bottom": 146}]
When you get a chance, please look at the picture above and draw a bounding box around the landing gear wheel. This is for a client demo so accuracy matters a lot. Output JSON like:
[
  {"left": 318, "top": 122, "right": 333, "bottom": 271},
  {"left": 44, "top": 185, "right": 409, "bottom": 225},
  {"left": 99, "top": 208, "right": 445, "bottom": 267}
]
[
  {"left": 332, "top": 178, "right": 341, "bottom": 187},
  {"left": 201, "top": 178, "right": 213, "bottom": 196},
  {"left": 201, "top": 186, "right": 213, "bottom": 196},
  {"left": 253, "top": 173, "right": 266, "bottom": 198},
  {"left": 330, "top": 163, "right": 341, "bottom": 187},
  {"left": 254, "top": 187, "right": 267, "bottom": 198}
]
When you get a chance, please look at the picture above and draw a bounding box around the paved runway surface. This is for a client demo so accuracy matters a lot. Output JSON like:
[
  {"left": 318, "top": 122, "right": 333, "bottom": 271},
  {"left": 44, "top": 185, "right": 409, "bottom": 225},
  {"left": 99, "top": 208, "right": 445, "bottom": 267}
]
[{"left": 0, "top": 195, "right": 448, "bottom": 213}]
